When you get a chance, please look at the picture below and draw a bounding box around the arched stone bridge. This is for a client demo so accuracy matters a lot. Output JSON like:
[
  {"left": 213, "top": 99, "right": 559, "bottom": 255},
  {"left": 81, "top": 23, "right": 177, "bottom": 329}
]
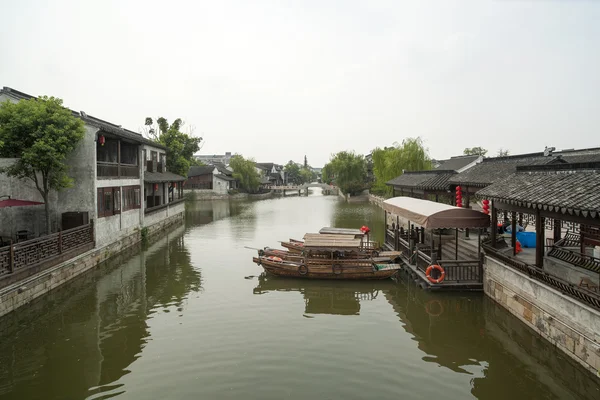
[{"left": 267, "top": 183, "right": 337, "bottom": 190}]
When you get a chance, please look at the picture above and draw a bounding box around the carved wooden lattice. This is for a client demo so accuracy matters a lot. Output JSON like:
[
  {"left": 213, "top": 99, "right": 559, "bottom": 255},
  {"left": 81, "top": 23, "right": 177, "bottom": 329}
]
[
  {"left": 0, "top": 248, "right": 10, "bottom": 276},
  {"left": 0, "top": 223, "right": 93, "bottom": 275},
  {"left": 62, "top": 225, "right": 92, "bottom": 249},
  {"left": 13, "top": 237, "right": 60, "bottom": 270}
]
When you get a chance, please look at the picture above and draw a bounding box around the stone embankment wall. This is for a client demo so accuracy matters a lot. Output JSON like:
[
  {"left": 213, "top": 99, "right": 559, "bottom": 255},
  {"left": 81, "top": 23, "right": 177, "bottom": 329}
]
[
  {"left": 0, "top": 211, "right": 184, "bottom": 318},
  {"left": 485, "top": 256, "right": 600, "bottom": 377}
]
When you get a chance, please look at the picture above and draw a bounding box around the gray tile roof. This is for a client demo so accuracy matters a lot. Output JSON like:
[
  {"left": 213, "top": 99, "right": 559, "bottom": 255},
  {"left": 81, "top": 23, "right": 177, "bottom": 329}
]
[
  {"left": 215, "top": 174, "right": 236, "bottom": 182},
  {"left": 386, "top": 170, "right": 456, "bottom": 191},
  {"left": 434, "top": 155, "right": 480, "bottom": 171},
  {"left": 188, "top": 165, "right": 215, "bottom": 177},
  {"left": 476, "top": 162, "right": 600, "bottom": 217},
  {"left": 450, "top": 148, "right": 600, "bottom": 187},
  {"left": 144, "top": 171, "right": 186, "bottom": 183}
]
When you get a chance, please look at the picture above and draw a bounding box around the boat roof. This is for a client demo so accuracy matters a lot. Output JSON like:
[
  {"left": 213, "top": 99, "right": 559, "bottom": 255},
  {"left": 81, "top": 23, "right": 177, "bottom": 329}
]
[
  {"left": 303, "top": 233, "right": 362, "bottom": 240},
  {"left": 302, "top": 237, "right": 362, "bottom": 249},
  {"left": 318, "top": 227, "right": 365, "bottom": 236},
  {"left": 382, "top": 197, "right": 490, "bottom": 229}
]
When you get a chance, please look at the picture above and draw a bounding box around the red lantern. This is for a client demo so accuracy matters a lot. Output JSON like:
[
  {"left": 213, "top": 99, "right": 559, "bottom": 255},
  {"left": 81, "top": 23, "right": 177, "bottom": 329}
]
[
  {"left": 98, "top": 135, "right": 105, "bottom": 146},
  {"left": 153, "top": 183, "right": 158, "bottom": 191},
  {"left": 482, "top": 199, "right": 490, "bottom": 214}
]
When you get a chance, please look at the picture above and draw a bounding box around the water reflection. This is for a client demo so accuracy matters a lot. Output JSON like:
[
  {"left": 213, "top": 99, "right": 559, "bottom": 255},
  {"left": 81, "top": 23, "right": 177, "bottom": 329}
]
[
  {"left": 0, "top": 225, "right": 201, "bottom": 400},
  {"left": 331, "top": 202, "right": 385, "bottom": 244},
  {"left": 384, "top": 276, "right": 599, "bottom": 400},
  {"left": 184, "top": 199, "right": 256, "bottom": 239},
  {"left": 253, "top": 274, "right": 394, "bottom": 316}
]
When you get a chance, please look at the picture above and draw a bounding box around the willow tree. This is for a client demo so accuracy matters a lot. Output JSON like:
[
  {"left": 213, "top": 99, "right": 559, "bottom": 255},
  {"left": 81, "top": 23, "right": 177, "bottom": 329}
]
[
  {"left": 0, "top": 96, "right": 85, "bottom": 234},
  {"left": 322, "top": 151, "right": 367, "bottom": 195},
  {"left": 229, "top": 155, "right": 261, "bottom": 193},
  {"left": 371, "top": 137, "right": 432, "bottom": 196}
]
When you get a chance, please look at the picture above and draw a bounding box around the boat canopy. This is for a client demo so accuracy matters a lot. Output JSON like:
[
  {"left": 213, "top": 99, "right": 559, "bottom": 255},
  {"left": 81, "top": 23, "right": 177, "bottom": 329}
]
[
  {"left": 303, "top": 237, "right": 362, "bottom": 249},
  {"left": 303, "top": 233, "right": 361, "bottom": 240},
  {"left": 318, "top": 227, "right": 365, "bottom": 236},
  {"left": 383, "top": 197, "right": 490, "bottom": 229}
]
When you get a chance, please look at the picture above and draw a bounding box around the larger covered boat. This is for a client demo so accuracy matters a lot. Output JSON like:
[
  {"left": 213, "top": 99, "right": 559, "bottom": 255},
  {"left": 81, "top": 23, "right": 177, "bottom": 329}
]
[{"left": 252, "top": 228, "right": 401, "bottom": 280}]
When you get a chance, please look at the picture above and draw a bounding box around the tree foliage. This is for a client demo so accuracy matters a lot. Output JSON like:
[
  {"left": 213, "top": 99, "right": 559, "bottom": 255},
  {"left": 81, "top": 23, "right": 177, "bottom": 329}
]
[
  {"left": 144, "top": 117, "right": 202, "bottom": 177},
  {"left": 371, "top": 137, "right": 432, "bottom": 196},
  {"left": 0, "top": 96, "right": 85, "bottom": 234},
  {"left": 229, "top": 155, "right": 261, "bottom": 193},
  {"left": 463, "top": 146, "right": 488, "bottom": 156},
  {"left": 497, "top": 148, "right": 510, "bottom": 157},
  {"left": 284, "top": 161, "right": 301, "bottom": 184},
  {"left": 322, "top": 151, "right": 367, "bottom": 195},
  {"left": 285, "top": 159, "right": 316, "bottom": 185}
]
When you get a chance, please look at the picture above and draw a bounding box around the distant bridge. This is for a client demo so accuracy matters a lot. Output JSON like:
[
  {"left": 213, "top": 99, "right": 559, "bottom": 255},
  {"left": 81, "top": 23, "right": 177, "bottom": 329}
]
[{"left": 267, "top": 183, "right": 337, "bottom": 190}]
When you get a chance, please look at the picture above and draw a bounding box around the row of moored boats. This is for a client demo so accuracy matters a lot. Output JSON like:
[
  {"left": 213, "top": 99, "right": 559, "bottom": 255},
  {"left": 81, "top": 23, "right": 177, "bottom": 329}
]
[{"left": 251, "top": 227, "right": 403, "bottom": 280}]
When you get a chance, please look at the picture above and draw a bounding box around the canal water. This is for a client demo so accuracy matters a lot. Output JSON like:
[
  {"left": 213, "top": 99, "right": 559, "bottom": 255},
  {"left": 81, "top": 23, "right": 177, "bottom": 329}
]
[{"left": 0, "top": 192, "right": 598, "bottom": 400}]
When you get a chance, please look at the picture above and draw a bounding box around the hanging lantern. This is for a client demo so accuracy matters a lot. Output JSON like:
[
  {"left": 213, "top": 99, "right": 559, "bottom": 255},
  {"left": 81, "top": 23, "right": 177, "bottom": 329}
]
[
  {"left": 153, "top": 183, "right": 158, "bottom": 192},
  {"left": 455, "top": 185, "right": 463, "bottom": 208},
  {"left": 482, "top": 199, "right": 490, "bottom": 214},
  {"left": 98, "top": 134, "right": 105, "bottom": 146}
]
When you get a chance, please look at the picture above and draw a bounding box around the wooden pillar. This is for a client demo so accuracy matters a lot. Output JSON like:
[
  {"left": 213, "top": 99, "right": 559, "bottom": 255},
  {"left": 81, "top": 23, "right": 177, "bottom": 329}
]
[
  {"left": 455, "top": 228, "right": 459, "bottom": 260},
  {"left": 553, "top": 219, "right": 561, "bottom": 243},
  {"left": 580, "top": 225, "right": 585, "bottom": 254},
  {"left": 435, "top": 193, "right": 439, "bottom": 202},
  {"left": 491, "top": 201, "right": 498, "bottom": 248},
  {"left": 384, "top": 210, "right": 388, "bottom": 230},
  {"left": 8, "top": 240, "right": 14, "bottom": 273},
  {"left": 511, "top": 211, "right": 517, "bottom": 256},
  {"left": 465, "top": 186, "right": 470, "bottom": 208},
  {"left": 535, "top": 210, "right": 545, "bottom": 268},
  {"left": 518, "top": 213, "right": 523, "bottom": 228},
  {"left": 423, "top": 191, "right": 428, "bottom": 200},
  {"left": 117, "top": 140, "right": 121, "bottom": 178}
]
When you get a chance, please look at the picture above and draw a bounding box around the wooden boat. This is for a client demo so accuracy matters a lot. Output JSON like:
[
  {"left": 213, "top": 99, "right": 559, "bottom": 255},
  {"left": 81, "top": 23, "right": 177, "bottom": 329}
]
[
  {"left": 253, "top": 234, "right": 401, "bottom": 280},
  {"left": 260, "top": 246, "right": 401, "bottom": 263},
  {"left": 281, "top": 232, "right": 382, "bottom": 256},
  {"left": 252, "top": 255, "right": 401, "bottom": 280}
]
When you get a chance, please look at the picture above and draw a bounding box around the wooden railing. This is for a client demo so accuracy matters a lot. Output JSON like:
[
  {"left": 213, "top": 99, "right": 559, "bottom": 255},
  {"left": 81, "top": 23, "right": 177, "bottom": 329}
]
[
  {"left": 0, "top": 222, "right": 94, "bottom": 278},
  {"left": 547, "top": 246, "right": 600, "bottom": 273},
  {"left": 483, "top": 241, "right": 600, "bottom": 311},
  {"left": 97, "top": 162, "right": 140, "bottom": 178},
  {"left": 554, "top": 233, "right": 581, "bottom": 247}
]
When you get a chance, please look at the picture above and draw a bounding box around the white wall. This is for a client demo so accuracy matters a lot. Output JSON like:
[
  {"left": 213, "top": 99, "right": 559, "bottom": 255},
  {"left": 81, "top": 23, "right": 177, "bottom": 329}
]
[{"left": 212, "top": 175, "right": 230, "bottom": 194}]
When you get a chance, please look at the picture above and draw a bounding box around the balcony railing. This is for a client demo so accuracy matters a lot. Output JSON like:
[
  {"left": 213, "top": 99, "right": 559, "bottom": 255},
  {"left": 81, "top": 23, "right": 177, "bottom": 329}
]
[
  {"left": 482, "top": 241, "right": 600, "bottom": 311},
  {"left": 97, "top": 162, "right": 140, "bottom": 178}
]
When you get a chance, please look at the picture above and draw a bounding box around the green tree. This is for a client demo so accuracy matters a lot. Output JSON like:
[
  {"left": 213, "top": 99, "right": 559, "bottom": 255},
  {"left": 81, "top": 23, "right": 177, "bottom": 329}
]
[
  {"left": 284, "top": 161, "right": 302, "bottom": 184},
  {"left": 299, "top": 168, "right": 315, "bottom": 184},
  {"left": 463, "top": 146, "right": 488, "bottom": 156},
  {"left": 371, "top": 137, "right": 432, "bottom": 196},
  {"left": 322, "top": 151, "right": 367, "bottom": 195},
  {"left": 144, "top": 117, "right": 202, "bottom": 177},
  {"left": 229, "top": 155, "right": 261, "bottom": 193},
  {"left": 0, "top": 96, "right": 85, "bottom": 234}
]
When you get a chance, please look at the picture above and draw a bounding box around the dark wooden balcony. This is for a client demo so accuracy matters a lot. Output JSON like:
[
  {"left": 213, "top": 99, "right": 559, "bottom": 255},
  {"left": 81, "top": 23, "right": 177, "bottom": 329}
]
[
  {"left": 146, "top": 160, "right": 165, "bottom": 173},
  {"left": 97, "top": 162, "right": 140, "bottom": 179}
]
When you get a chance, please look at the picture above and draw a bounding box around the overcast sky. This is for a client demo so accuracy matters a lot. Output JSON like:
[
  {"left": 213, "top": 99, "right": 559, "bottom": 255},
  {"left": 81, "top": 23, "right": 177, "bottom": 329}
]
[{"left": 1, "top": 0, "right": 599, "bottom": 167}]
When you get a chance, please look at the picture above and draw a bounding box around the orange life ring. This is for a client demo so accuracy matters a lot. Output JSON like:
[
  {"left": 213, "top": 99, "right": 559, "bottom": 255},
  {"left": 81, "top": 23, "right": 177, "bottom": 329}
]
[
  {"left": 425, "top": 264, "right": 446, "bottom": 284},
  {"left": 267, "top": 256, "right": 283, "bottom": 262}
]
